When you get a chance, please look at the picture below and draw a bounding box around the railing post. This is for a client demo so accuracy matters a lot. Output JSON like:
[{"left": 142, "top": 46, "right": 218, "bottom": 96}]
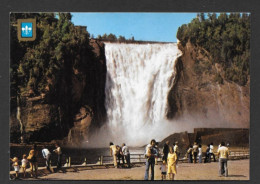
[
  {"left": 139, "top": 154, "right": 141, "bottom": 162},
  {"left": 101, "top": 156, "right": 103, "bottom": 165},
  {"left": 69, "top": 157, "right": 71, "bottom": 167}
]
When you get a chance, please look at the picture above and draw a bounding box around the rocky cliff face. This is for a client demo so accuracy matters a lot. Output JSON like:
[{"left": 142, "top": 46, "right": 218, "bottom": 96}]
[
  {"left": 10, "top": 39, "right": 107, "bottom": 144},
  {"left": 167, "top": 41, "right": 250, "bottom": 128}
]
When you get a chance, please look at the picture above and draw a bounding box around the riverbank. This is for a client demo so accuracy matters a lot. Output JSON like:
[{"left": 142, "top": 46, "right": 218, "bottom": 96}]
[{"left": 15, "top": 159, "right": 249, "bottom": 180}]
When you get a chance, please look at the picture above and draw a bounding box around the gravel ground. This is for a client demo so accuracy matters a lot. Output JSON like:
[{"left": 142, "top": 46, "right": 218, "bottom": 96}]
[{"left": 34, "top": 159, "right": 249, "bottom": 180}]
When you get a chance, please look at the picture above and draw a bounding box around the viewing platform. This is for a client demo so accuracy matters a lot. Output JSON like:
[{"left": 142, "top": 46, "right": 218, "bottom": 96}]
[{"left": 10, "top": 150, "right": 249, "bottom": 180}]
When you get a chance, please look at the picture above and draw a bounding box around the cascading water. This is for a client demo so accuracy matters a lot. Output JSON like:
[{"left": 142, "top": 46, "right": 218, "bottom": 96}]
[{"left": 102, "top": 43, "right": 182, "bottom": 146}]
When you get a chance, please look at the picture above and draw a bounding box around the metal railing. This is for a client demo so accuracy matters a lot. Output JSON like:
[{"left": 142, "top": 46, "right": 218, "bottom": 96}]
[{"left": 73, "top": 150, "right": 250, "bottom": 166}]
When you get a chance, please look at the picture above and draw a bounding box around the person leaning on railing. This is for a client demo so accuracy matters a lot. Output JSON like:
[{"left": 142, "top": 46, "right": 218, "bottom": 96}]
[{"left": 109, "top": 142, "right": 118, "bottom": 168}]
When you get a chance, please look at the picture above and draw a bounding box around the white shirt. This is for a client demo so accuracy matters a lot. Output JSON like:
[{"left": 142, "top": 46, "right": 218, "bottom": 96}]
[
  {"left": 122, "top": 146, "right": 129, "bottom": 156},
  {"left": 209, "top": 145, "right": 214, "bottom": 153},
  {"left": 173, "top": 145, "right": 179, "bottom": 153},
  {"left": 198, "top": 147, "right": 202, "bottom": 156},
  {"left": 42, "top": 148, "right": 51, "bottom": 158},
  {"left": 21, "top": 158, "right": 28, "bottom": 166}
]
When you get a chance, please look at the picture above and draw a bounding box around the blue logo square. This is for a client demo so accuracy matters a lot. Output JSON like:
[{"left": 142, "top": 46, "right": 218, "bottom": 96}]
[{"left": 21, "top": 22, "right": 33, "bottom": 38}]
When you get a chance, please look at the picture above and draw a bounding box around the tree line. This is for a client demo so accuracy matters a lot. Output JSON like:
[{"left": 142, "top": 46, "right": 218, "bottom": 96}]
[
  {"left": 95, "top": 33, "right": 135, "bottom": 42},
  {"left": 177, "top": 13, "right": 250, "bottom": 86}
]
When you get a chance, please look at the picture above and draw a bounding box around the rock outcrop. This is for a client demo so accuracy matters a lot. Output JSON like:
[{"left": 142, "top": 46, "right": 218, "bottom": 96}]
[{"left": 167, "top": 41, "right": 250, "bottom": 128}]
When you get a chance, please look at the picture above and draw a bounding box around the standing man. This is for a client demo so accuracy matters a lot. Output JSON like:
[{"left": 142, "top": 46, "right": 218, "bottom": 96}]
[
  {"left": 53, "top": 143, "right": 62, "bottom": 171},
  {"left": 122, "top": 143, "right": 131, "bottom": 168},
  {"left": 173, "top": 141, "right": 180, "bottom": 160},
  {"left": 42, "top": 145, "right": 51, "bottom": 171},
  {"left": 110, "top": 142, "right": 118, "bottom": 168},
  {"left": 144, "top": 139, "right": 158, "bottom": 180},
  {"left": 162, "top": 141, "right": 169, "bottom": 162},
  {"left": 193, "top": 142, "right": 199, "bottom": 163},
  {"left": 217, "top": 142, "right": 229, "bottom": 177},
  {"left": 210, "top": 142, "right": 216, "bottom": 162}
]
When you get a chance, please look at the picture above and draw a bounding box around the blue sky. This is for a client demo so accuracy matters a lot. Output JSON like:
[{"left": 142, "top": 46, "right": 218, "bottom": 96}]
[{"left": 71, "top": 13, "right": 197, "bottom": 42}]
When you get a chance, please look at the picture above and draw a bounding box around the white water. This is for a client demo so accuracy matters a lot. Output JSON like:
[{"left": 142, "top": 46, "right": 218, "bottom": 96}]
[{"left": 96, "top": 43, "right": 182, "bottom": 146}]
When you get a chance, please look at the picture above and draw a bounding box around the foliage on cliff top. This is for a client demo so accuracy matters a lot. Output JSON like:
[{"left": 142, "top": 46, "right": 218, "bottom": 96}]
[
  {"left": 177, "top": 13, "right": 250, "bottom": 86},
  {"left": 10, "top": 13, "right": 95, "bottom": 106}
]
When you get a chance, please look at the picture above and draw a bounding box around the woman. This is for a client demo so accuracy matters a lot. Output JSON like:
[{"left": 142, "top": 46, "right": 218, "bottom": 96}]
[{"left": 167, "top": 147, "right": 177, "bottom": 180}]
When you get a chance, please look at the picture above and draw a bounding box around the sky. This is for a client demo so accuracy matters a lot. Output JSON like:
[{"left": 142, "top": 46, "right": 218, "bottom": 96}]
[{"left": 71, "top": 13, "right": 197, "bottom": 42}]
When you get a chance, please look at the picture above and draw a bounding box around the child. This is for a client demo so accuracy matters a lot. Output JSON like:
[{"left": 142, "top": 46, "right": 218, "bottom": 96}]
[
  {"left": 167, "top": 147, "right": 177, "bottom": 180},
  {"left": 160, "top": 160, "right": 167, "bottom": 180},
  {"left": 10, "top": 157, "right": 19, "bottom": 179},
  {"left": 21, "top": 154, "right": 28, "bottom": 177},
  {"left": 146, "top": 146, "right": 152, "bottom": 158}
]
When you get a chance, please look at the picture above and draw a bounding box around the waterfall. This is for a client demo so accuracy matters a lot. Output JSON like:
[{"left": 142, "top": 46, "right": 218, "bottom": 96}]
[
  {"left": 16, "top": 97, "right": 24, "bottom": 141},
  {"left": 103, "top": 43, "right": 182, "bottom": 146}
]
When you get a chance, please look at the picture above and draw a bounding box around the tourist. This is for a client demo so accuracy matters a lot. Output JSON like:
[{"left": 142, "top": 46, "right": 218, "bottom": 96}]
[
  {"left": 167, "top": 147, "right": 177, "bottom": 180},
  {"left": 160, "top": 160, "right": 167, "bottom": 180},
  {"left": 198, "top": 144, "right": 202, "bottom": 163},
  {"left": 116, "top": 145, "right": 124, "bottom": 166},
  {"left": 109, "top": 142, "right": 118, "bottom": 168},
  {"left": 144, "top": 139, "right": 158, "bottom": 180},
  {"left": 217, "top": 142, "right": 229, "bottom": 177},
  {"left": 53, "top": 143, "right": 62, "bottom": 171},
  {"left": 209, "top": 142, "right": 216, "bottom": 162},
  {"left": 187, "top": 145, "right": 193, "bottom": 163},
  {"left": 27, "top": 144, "right": 38, "bottom": 178},
  {"left": 42, "top": 145, "right": 51, "bottom": 171},
  {"left": 218, "top": 142, "right": 221, "bottom": 151},
  {"left": 193, "top": 142, "right": 199, "bottom": 163},
  {"left": 204, "top": 144, "right": 211, "bottom": 163},
  {"left": 122, "top": 143, "right": 131, "bottom": 168},
  {"left": 10, "top": 157, "right": 20, "bottom": 179},
  {"left": 162, "top": 141, "right": 169, "bottom": 163},
  {"left": 155, "top": 142, "right": 159, "bottom": 165},
  {"left": 21, "top": 154, "right": 28, "bottom": 177},
  {"left": 174, "top": 141, "right": 180, "bottom": 159}
]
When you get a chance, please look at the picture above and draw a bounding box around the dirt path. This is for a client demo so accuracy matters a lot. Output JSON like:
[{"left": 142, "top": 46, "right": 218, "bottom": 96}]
[{"left": 33, "top": 159, "right": 249, "bottom": 180}]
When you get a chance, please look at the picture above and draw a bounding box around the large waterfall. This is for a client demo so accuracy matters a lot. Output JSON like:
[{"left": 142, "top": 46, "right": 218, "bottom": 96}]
[{"left": 91, "top": 43, "right": 182, "bottom": 147}]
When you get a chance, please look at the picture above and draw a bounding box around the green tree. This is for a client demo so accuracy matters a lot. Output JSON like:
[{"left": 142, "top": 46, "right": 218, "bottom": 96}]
[{"left": 176, "top": 13, "right": 250, "bottom": 86}]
